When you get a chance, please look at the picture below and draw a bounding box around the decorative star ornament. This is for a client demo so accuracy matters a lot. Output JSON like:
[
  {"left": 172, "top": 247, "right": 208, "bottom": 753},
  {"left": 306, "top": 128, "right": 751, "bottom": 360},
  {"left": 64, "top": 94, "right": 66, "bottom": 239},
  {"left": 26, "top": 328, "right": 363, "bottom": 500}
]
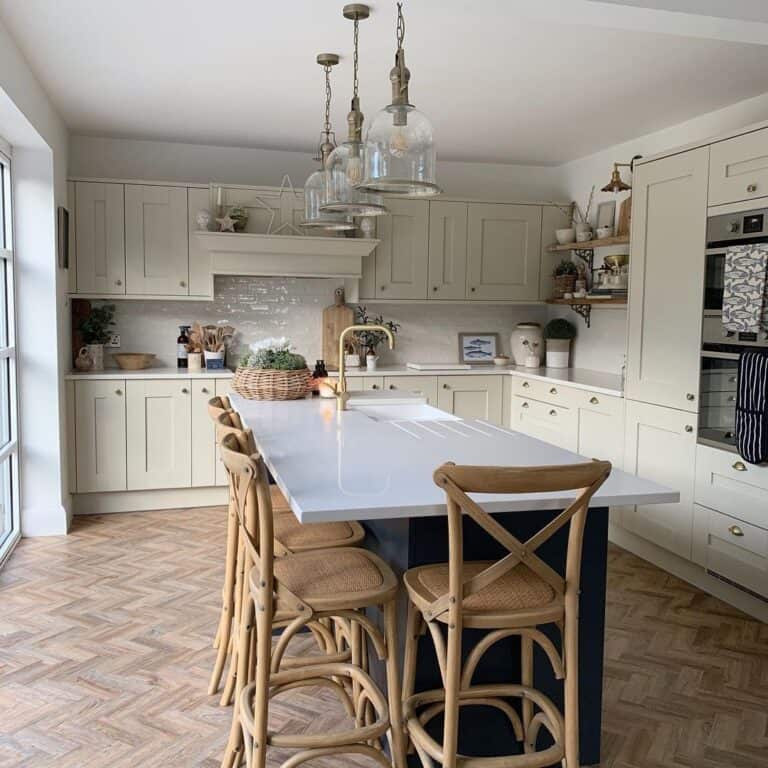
[{"left": 216, "top": 214, "right": 236, "bottom": 232}]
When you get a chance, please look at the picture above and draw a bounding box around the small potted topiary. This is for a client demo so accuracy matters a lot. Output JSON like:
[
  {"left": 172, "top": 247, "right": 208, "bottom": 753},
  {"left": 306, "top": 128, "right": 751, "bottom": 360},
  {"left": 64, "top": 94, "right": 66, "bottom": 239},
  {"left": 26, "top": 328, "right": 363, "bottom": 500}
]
[
  {"left": 77, "top": 303, "right": 116, "bottom": 371},
  {"left": 544, "top": 318, "right": 577, "bottom": 368},
  {"left": 552, "top": 259, "right": 578, "bottom": 298}
]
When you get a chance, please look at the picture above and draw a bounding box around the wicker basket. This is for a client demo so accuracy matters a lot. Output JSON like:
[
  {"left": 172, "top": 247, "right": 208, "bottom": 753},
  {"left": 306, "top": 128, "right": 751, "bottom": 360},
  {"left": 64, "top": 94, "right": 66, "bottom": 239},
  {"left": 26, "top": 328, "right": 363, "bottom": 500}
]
[
  {"left": 553, "top": 274, "right": 577, "bottom": 298},
  {"left": 232, "top": 367, "right": 313, "bottom": 400}
]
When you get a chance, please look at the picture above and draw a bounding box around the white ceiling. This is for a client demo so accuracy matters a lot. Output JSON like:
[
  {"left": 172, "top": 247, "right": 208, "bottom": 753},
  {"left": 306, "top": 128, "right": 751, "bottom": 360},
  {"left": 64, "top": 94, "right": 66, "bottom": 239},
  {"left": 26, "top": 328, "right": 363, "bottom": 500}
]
[
  {"left": 596, "top": 1, "right": 768, "bottom": 23},
  {"left": 2, "top": 0, "right": 768, "bottom": 165}
]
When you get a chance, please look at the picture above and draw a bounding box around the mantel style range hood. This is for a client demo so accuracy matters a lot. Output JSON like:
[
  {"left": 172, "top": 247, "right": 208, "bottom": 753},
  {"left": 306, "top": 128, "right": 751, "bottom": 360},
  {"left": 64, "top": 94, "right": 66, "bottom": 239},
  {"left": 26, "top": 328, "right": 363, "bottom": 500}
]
[{"left": 195, "top": 231, "right": 379, "bottom": 279}]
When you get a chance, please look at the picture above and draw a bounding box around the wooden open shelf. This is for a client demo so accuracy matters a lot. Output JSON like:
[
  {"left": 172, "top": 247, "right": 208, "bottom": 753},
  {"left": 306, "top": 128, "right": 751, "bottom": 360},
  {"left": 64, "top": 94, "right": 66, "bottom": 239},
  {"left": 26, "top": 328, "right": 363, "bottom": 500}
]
[
  {"left": 546, "top": 297, "right": 627, "bottom": 307},
  {"left": 547, "top": 235, "right": 629, "bottom": 252}
]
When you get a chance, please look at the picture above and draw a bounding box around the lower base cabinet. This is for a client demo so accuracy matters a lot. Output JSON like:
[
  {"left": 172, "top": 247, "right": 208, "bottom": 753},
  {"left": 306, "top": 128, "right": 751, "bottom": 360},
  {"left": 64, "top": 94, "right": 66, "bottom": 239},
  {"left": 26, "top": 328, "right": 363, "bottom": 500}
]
[
  {"left": 437, "top": 375, "right": 503, "bottom": 424},
  {"left": 621, "top": 399, "right": 697, "bottom": 560},
  {"left": 192, "top": 379, "right": 218, "bottom": 487},
  {"left": 384, "top": 375, "right": 438, "bottom": 405}
]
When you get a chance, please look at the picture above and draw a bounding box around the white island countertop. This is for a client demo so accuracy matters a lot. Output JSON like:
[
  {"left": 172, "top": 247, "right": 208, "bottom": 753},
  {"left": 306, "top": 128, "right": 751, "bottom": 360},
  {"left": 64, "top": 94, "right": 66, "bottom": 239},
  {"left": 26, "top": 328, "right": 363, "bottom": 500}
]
[{"left": 231, "top": 393, "right": 676, "bottom": 524}]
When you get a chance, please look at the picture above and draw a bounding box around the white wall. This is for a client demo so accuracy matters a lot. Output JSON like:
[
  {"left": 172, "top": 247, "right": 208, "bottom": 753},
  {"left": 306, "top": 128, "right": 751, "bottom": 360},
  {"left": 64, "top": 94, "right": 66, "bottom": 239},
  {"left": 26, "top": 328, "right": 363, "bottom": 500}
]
[
  {"left": 68, "top": 135, "right": 566, "bottom": 201},
  {"left": 553, "top": 91, "right": 768, "bottom": 373},
  {"left": 0, "top": 16, "right": 70, "bottom": 536}
]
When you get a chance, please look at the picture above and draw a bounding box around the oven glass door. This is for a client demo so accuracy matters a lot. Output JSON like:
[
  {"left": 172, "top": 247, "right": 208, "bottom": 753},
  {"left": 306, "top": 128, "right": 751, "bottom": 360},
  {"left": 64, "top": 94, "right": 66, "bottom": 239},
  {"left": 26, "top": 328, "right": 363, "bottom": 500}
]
[
  {"left": 704, "top": 249, "right": 725, "bottom": 311},
  {"left": 699, "top": 351, "right": 738, "bottom": 452}
]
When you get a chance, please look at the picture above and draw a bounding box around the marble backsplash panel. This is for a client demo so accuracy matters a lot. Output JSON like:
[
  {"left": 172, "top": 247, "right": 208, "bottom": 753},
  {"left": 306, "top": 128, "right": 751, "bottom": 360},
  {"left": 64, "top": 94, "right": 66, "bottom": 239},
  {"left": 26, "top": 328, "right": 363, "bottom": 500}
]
[{"left": 95, "top": 276, "right": 548, "bottom": 369}]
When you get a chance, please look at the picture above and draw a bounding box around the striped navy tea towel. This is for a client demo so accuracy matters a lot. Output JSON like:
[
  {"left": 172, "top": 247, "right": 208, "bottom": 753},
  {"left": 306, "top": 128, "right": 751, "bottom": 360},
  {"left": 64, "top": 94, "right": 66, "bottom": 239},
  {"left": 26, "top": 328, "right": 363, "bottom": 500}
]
[{"left": 735, "top": 350, "right": 768, "bottom": 465}]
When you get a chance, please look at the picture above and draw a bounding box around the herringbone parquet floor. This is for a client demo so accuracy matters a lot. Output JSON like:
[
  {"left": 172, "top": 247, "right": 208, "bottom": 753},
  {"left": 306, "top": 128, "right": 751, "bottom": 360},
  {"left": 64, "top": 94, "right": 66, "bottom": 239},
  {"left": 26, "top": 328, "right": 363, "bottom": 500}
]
[{"left": 1, "top": 507, "right": 766, "bottom": 768}]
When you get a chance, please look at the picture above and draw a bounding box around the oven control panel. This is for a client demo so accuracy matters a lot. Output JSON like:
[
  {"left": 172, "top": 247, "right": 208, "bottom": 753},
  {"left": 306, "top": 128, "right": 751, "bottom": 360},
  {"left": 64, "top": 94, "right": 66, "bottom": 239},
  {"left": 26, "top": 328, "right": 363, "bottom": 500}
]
[{"left": 707, "top": 207, "right": 768, "bottom": 245}]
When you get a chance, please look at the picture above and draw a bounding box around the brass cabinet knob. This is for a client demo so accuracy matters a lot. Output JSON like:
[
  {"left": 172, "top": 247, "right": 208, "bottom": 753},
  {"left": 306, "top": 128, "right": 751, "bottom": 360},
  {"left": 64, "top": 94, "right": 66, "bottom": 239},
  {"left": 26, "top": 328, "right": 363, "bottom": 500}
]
[
  {"left": 747, "top": 183, "right": 758, "bottom": 193},
  {"left": 728, "top": 525, "right": 744, "bottom": 537},
  {"left": 380, "top": 285, "right": 386, "bottom": 291},
  {"left": 549, "top": 387, "right": 557, "bottom": 395},
  {"left": 522, "top": 401, "right": 529, "bottom": 409},
  {"left": 685, "top": 425, "right": 693, "bottom": 433},
  {"left": 732, "top": 461, "right": 747, "bottom": 471},
  {"left": 522, "top": 381, "right": 530, "bottom": 388},
  {"left": 201, "top": 387, "right": 209, "bottom": 394},
  {"left": 549, "top": 409, "right": 557, "bottom": 416},
  {"left": 589, "top": 396, "right": 599, "bottom": 405},
  {"left": 371, "top": 384, "right": 379, "bottom": 390},
  {"left": 179, "top": 280, "right": 186, "bottom": 287},
  {"left": 115, "top": 389, "right": 122, "bottom": 396},
  {"left": 181, "top": 387, "right": 189, "bottom": 394},
  {"left": 389, "top": 384, "right": 396, "bottom": 390},
  {"left": 432, "top": 286, "right": 438, "bottom": 292},
  {"left": 115, "top": 279, "right": 122, "bottom": 286},
  {"left": 686, "top": 393, "right": 695, "bottom": 401},
  {"left": 443, "top": 383, "right": 450, "bottom": 390},
  {"left": 470, "top": 287, "right": 476, "bottom": 293}
]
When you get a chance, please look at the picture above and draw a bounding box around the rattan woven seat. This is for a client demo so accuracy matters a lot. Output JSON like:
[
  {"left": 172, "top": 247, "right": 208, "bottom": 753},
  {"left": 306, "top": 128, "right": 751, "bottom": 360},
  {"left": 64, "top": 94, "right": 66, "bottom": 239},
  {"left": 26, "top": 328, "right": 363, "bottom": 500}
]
[{"left": 273, "top": 511, "right": 365, "bottom": 551}]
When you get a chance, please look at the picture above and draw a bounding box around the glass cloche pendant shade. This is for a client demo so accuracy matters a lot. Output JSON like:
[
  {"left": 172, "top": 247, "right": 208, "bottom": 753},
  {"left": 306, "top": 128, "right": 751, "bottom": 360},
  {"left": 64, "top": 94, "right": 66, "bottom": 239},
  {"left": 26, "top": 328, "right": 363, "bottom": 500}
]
[
  {"left": 359, "top": 103, "right": 439, "bottom": 196},
  {"left": 322, "top": 139, "right": 388, "bottom": 216}
]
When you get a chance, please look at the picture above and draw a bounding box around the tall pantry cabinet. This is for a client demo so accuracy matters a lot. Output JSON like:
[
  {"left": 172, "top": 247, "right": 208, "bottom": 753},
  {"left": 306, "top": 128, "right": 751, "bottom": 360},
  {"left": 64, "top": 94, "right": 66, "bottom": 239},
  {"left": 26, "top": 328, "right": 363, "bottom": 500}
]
[{"left": 620, "top": 147, "right": 709, "bottom": 558}]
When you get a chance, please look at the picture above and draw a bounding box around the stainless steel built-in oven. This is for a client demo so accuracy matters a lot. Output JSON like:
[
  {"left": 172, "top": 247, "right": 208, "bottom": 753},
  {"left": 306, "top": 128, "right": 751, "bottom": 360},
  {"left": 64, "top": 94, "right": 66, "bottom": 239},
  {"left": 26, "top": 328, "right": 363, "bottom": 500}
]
[{"left": 701, "top": 205, "right": 768, "bottom": 451}]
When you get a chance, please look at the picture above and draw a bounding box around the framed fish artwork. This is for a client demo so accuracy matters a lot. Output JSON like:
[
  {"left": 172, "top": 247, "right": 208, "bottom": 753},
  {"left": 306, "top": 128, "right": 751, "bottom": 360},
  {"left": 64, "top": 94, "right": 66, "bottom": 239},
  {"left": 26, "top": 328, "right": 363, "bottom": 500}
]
[{"left": 458, "top": 332, "right": 500, "bottom": 364}]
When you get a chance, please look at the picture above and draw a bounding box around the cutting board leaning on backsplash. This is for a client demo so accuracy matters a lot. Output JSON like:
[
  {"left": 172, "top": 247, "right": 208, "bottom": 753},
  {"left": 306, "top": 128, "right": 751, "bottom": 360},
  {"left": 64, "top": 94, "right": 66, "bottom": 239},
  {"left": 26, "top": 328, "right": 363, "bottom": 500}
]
[{"left": 322, "top": 287, "right": 354, "bottom": 370}]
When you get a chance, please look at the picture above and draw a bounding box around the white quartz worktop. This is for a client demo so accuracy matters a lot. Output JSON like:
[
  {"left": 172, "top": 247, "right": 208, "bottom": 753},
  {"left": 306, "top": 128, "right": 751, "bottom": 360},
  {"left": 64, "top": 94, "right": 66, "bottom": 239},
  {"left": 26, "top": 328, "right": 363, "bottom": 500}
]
[
  {"left": 65, "top": 368, "right": 235, "bottom": 380},
  {"left": 231, "top": 393, "right": 675, "bottom": 524},
  {"left": 334, "top": 365, "right": 624, "bottom": 397}
]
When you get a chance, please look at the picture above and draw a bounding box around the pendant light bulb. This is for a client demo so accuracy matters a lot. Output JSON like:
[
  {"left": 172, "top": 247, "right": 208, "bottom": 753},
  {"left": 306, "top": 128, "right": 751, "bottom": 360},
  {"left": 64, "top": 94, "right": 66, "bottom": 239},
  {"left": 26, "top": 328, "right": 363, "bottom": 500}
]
[{"left": 357, "top": 2, "right": 441, "bottom": 197}]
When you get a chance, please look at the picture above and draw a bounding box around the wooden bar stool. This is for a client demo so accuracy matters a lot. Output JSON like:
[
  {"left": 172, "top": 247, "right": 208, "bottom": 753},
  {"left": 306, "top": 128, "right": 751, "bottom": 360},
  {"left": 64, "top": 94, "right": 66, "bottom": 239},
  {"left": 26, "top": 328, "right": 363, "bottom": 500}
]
[
  {"left": 219, "top": 433, "right": 406, "bottom": 768},
  {"left": 208, "top": 405, "right": 365, "bottom": 702},
  {"left": 402, "top": 460, "right": 611, "bottom": 768}
]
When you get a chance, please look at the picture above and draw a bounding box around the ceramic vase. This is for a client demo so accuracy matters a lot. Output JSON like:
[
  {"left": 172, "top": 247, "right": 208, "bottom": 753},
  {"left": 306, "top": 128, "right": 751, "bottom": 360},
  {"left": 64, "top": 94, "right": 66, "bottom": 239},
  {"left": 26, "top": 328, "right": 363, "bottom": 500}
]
[
  {"left": 188, "top": 352, "right": 203, "bottom": 372},
  {"left": 86, "top": 343, "right": 104, "bottom": 371},
  {"left": 510, "top": 323, "right": 543, "bottom": 366}
]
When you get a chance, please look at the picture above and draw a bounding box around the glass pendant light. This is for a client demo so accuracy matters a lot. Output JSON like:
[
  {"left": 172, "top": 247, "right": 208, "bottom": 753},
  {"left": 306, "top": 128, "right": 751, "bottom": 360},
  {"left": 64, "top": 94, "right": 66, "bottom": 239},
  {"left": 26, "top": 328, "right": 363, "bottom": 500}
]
[
  {"left": 320, "top": 4, "right": 388, "bottom": 217},
  {"left": 301, "top": 53, "right": 357, "bottom": 232},
  {"left": 357, "top": 2, "right": 441, "bottom": 197}
]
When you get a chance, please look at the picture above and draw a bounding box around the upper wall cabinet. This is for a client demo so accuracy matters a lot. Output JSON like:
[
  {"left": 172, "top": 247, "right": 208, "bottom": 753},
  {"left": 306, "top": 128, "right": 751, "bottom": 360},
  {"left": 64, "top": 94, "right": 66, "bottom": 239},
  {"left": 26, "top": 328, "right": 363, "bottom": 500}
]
[
  {"left": 709, "top": 128, "right": 768, "bottom": 207},
  {"left": 187, "top": 187, "right": 214, "bottom": 298},
  {"left": 375, "top": 198, "right": 430, "bottom": 299},
  {"left": 466, "top": 204, "right": 542, "bottom": 300},
  {"left": 428, "top": 201, "right": 468, "bottom": 299},
  {"left": 125, "top": 185, "right": 189, "bottom": 295},
  {"left": 75, "top": 182, "right": 125, "bottom": 294},
  {"left": 625, "top": 147, "right": 708, "bottom": 412}
]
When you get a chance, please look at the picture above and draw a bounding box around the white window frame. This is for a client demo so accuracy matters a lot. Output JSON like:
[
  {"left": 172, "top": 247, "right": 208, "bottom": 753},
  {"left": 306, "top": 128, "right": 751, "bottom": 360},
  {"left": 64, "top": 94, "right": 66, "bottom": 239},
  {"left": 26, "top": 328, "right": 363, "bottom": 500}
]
[{"left": 0, "top": 144, "right": 20, "bottom": 566}]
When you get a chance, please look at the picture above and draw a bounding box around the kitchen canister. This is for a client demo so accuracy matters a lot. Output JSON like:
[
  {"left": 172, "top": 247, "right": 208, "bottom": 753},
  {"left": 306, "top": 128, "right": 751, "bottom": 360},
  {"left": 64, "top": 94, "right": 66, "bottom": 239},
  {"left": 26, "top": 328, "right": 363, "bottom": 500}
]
[{"left": 510, "top": 323, "right": 543, "bottom": 366}]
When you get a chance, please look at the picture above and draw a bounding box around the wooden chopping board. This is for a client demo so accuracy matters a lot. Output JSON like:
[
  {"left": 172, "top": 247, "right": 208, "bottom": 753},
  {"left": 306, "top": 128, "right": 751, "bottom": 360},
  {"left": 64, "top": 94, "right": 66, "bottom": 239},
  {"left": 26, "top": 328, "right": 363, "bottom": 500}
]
[{"left": 322, "top": 287, "right": 354, "bottom": 370}]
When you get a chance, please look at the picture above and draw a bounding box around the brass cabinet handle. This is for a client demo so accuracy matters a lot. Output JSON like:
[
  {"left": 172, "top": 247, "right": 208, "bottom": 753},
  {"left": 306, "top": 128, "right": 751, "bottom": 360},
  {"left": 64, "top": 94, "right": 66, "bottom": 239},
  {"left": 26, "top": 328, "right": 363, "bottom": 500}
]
[
  {"left": 747, "top": 183, "right": 758, "bottom": 193},
  {"left": 732, "top": 461, "right": 747, "bottom": 471},
  {"left": 470, "top": 287, "right": 476, "bottom": 293},
  {"left": 179, "top": 280, "right": 186, "bottom": 288},
  {"left": 380, "top": 285, "right": 386, "bottom": 291},
  {"left": 549, "top": 387, "right": 557, "bottom": 395},
  {"left": 181, "top": 387, "right": 189, "bottom": 394},
  {"left": 371, "top": 384, "right": 379, "bottom": 390},
  {"left": 432, "top": 286, "right": 438, "bottom": 292},
  {"left": 389, "top": 384, "right": 396, "bottom": 390},
  {"left": 522, "top": 401, "right": 529, "bottom": 409},
  {"left": 728, "top": 525, "right": 744, "bottom": 537},
  {"left": 589, "top": 396, "right": 599, "bottom": 405},
  {"left": 686, "top": 393, "right": 695, "bottom": 401},
  {"left": 115, "top": 389, "right": 123, "bottom": 396},
  {"left": 115, "top": 279, "right": 122, "bottom": 286},
  {"left": 549, "top": 409, "right": 557, "bottom": 416},
  {"left": 685, "top": 425, "right": 693, "bottom": 433},
  {"left": 201, "top": 387, "right": 209, "bottom": 394},
  {"left": 442, "top": 383, "right": 450, "bottom": 390},
  {"left": 522, "top": 381, "right": 530, "bottom": 388}
]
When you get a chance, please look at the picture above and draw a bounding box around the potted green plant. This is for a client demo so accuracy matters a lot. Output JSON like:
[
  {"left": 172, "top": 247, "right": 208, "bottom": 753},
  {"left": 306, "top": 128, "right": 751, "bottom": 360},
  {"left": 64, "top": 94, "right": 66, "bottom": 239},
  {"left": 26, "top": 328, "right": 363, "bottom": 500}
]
[
  {"left": 552, "top": 259, "right": 578, "bottom": 298},
  {"left": 234, "top": 337, "right": 312, "bottom": 399},
  {"left": 544, "top": 318, "right": 577, "bottom": 368},
  {"left": 77, "top": 303, "right": 116, "bottom": 371},
  {"left": 354, "top": 306, "right": 400, "bottom": 371}
]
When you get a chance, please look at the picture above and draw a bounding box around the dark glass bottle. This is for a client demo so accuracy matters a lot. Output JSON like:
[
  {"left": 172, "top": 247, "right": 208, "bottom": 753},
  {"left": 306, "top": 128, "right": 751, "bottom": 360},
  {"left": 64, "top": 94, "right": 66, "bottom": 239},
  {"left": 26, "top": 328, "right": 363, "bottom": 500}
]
[
  {"left": 311, "top": 359, "right": 329, "bottom": 395},
  {"left": 177, "top": 325, "right": 190, "bottom": 368}
]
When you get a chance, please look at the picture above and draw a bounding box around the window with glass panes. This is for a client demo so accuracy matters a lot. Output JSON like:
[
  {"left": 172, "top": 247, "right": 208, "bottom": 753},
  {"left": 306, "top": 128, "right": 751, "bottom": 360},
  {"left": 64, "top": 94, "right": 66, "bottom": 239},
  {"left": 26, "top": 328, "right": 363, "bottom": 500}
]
[{"left": 0, "top": 146, "right": 19, "bottom": 563}]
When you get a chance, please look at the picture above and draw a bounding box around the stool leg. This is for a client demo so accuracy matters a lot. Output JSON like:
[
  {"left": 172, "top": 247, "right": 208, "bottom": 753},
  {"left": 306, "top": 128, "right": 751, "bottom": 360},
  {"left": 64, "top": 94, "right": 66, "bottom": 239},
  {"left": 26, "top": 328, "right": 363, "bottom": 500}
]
[
  {"left": 521, "top": 635, "right": 533, "bottom": 748},
  {"left": 442, "top": 614, "right": 462, "bottom": 768},
  {"left": 383, "top": 599, "right": 406, "bottom": 768},
  {"left": 221, "top": 536, "right": 245, "bottom": 706},
  {"left": 246, "top": 589, "right": 273, "bottom": 768},
  {"left": 563, "top": 598, "right": 579, "bottom": 768}
]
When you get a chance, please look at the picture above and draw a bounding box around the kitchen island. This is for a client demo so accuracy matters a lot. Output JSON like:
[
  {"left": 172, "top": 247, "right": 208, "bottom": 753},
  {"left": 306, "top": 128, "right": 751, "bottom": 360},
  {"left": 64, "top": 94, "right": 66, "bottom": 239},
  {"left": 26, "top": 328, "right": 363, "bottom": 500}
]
[{"left": 231, "top": 393, "right": 677, "bottom": 765}]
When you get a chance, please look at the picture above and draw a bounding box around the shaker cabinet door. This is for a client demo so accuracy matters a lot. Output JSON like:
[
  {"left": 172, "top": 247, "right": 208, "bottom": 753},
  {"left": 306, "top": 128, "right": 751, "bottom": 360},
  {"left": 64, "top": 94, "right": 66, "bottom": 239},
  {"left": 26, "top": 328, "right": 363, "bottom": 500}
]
[
  {"left": 126, "top": 379, "right": 192, "bottom": 490},
  {"left": 188, "top": 187, "right": 214, "bottom": 297},
  {"left": 75, "top": 182, "right": 125, "bottom": 294},
  {"left": 191, "top": 379, "right": 217, "bottom": 488},
  {"left": 625, "top": 148, "right": 708, "bottom": 412},
  {"left": 74, "top": 380, "right": 127, "bottom": 492},
  {"left": 466, "top": 204, "right": 541, "bottom": 300},
  {"left": 428, "top": 201, "right": 468, "bottom": 300},
  {"left": 709, "top": 128, "right": 768, "bottom": 207},
  {"left": 437, "top": 375, "right": 503, "bottom": 424},
  {"left": 375, "top": 199, "right": 429, "bottom": 299},
  {"left": 125, "top": 185, "right": 189, "bottom": 296}
]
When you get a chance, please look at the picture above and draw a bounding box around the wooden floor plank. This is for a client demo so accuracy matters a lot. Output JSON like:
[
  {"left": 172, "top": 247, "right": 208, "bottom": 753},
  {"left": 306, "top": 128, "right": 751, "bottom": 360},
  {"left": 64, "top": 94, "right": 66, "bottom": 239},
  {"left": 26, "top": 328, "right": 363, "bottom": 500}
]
[{"left": 1, "top": 508, "right": 766, "bottom": 767}]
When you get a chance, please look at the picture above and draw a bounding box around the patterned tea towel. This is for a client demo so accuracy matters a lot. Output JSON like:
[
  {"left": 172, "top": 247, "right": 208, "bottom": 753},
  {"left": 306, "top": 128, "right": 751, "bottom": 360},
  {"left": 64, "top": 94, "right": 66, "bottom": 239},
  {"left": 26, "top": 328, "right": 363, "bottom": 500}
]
[
  {"left": 735, "top": 350, "right": 768, "bottom": 465},
  {"left": 722, "top": 245, "right": 768, "bottom": 333}
]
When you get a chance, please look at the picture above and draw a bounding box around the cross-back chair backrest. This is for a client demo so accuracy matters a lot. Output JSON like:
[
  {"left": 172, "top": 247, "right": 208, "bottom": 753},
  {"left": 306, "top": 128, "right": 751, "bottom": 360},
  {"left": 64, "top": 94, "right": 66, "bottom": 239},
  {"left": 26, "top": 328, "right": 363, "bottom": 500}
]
[
  {"left": 215, "top": 410, "right": 256, "bottom": 453},
  {"left": 429, "top": 461, "right": 612, "bottom": 621},
  {"left": 207, "top": 396, "right": 233, "bottom": 436}
]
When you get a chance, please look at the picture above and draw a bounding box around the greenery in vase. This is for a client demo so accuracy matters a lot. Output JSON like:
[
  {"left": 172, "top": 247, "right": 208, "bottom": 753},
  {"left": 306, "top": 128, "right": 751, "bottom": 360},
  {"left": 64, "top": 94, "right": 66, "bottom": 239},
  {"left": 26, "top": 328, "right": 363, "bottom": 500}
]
[
  {"left": 553, "top": 259, "right": 578, "bottom": 277},
  {"left": 78, "top": 303, "right": 116, "bottom": 345},
  {"left": 239, "top": 337, "right": 307, "bottom": 370},
  {"left": 544, "top": 318, "right": 577, "bottom": 340},
  {"left": 353, "top": 306, "right": 400, "bottom": 355}
]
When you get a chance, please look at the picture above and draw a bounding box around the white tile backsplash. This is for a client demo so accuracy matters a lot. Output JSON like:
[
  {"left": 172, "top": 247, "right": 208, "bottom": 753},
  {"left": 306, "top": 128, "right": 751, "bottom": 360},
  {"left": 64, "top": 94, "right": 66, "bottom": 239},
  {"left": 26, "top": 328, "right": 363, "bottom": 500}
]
[{"left": 103, "top": 276, "right": 547, "bottom": 369}]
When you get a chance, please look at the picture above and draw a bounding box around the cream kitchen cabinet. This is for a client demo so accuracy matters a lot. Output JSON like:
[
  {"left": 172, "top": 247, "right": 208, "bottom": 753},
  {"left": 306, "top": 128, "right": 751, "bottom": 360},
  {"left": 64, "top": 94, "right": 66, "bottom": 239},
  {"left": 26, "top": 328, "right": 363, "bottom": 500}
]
[
  {"left": 74, "top": 379, "right": 127, "bottom": 492},
  {"left": 709, "top": 127, "right": 768, "bottom": 207},
  {"left": 75, "top": 181, "right": 125, "bottom": 294},
  {"left": 345, "top": 376, "right": 384, "bottom": 392},
  {"left": 374, "top": 198, "right": 430, "bottom": 299},
  {"left": 437, "top": 375, "right": 503, "bottom": 424},
  {"left": 428, "top": 201, "right": 468, "bottom": 300},
  {"left": 384, "top": 375, "right": 438, "bottom": 405},
  {"left": 126, "top": 379, "right": 192, "bottom": 490},
  {"left": 621, "top": 399, "right": 697, "bottom": 559},
  {"left": 574, "top": 391, "right": 625, "bottom": 469},
  {"left": 466, "top": 204, "right": 542, "bottom": 300},
  {"left": 625, "top": 148, "right": 708, "bottom": 412},
  {"left": 188, "top": 187, "right": 214, "bottom": 297},
  {"left": 125, "top": 185, "right": 189, "bottom": 295},
  {"left": 191, "top": 379, "right": 217, "bottom": 487},
  {"left": 511, "top": 398, "right": 578, "bottom": 451}
]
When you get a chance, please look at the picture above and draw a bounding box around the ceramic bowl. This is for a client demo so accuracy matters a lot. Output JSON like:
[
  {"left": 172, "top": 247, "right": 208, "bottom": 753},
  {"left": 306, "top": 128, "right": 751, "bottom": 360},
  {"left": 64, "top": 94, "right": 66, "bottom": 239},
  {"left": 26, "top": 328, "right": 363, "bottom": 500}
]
[
  {"left": 112, "top": 353, "right": 156, "bottom": 370},
  {"left": 493, "top": 355, "right": 510, "bottom": 367},
  {"left": 555, "top": 228, "right": 576, "bottom": 245}
]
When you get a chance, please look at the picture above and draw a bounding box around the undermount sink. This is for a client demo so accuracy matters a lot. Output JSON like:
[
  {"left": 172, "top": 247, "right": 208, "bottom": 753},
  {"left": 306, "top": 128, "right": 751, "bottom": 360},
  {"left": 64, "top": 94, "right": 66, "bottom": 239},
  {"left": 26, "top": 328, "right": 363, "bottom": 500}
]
[{"left": 350, "top": 402, "right": 462, "bottom": 423}]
